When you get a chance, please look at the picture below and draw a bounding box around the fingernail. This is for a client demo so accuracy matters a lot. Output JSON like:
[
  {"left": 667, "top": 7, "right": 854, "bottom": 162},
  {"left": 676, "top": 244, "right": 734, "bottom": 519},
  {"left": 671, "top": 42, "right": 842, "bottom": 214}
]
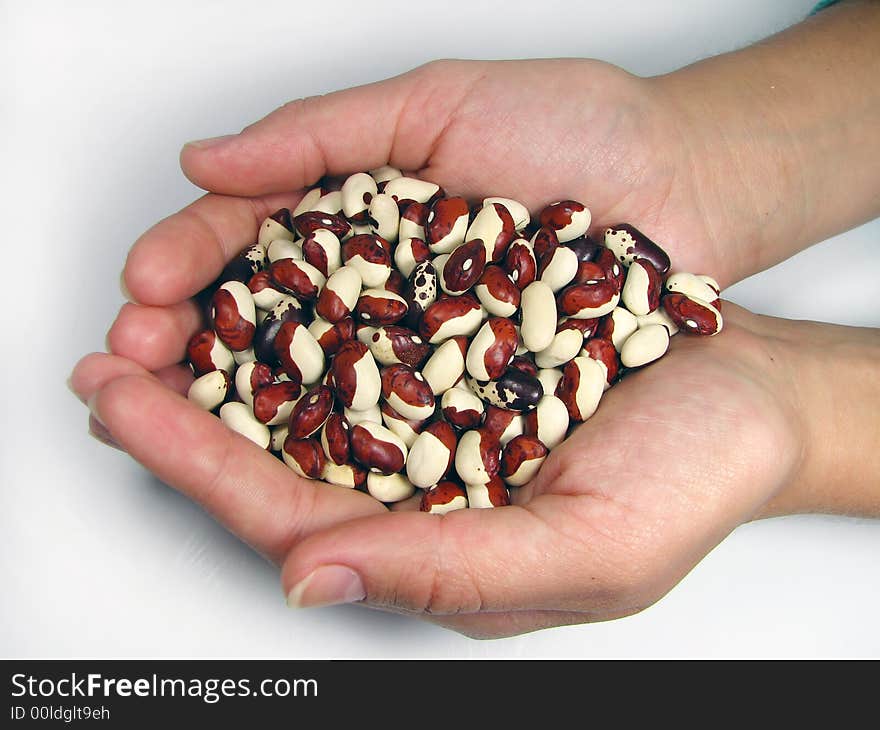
[
  {"left": 89, "top": 418, "right": 122, "bottom": 451},
  {"left": 184, "top": 134, "right": 235, "bottom": 150},
  {"left": 86, "top": 394, "right": 105, "bottom": 428},
  {"left": 287, "top": 565, "right": 366, "bottom": 609},
  {"left": 119, "top": 271, "right": 134, "bottom": 302}
]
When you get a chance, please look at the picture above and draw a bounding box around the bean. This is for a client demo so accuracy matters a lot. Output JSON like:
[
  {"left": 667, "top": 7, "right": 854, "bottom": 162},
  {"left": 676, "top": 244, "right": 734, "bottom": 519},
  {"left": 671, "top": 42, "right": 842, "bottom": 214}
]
[
  {"left": 421, "top": 336, "right": 468, "bottom": 394},
  {"left": 341, "top": 234, "right": 392, "bottom": 288},
  {"left": 211, "top": 281, "right": 256, "bottom": 351},
  {"left": 322, "top": 461, "right": 368, "bottom": 489},
  {"left": 320, "top": 412, "right": 351, "bottom": 465},
  {"left": 619, "top": 323, "right": 671, "bottom": 367},
  {"left": 595, "top": 307, "right": 639, "bottom": 351},
  {"left": 368, "top": 193, "right": 401, "bottom": 243},
  {"left": 440, "top": 238, "right": 487, "bottom": 295},
  {"left": 341, "top": 172, "right": 378, "bottom": 224},
  {"left": 503, "top": 238, "right": 537, "bottom": 290},
  {"left": 350, "top": 421, "right": 408, "bottom": 475},
  {"left": 474, "top": 264, "right": 521, "bottom": 317},
  {"left": 426, "top": 196, "right": 470, "bottom": 254},
  {"left": 187, "top": 329, "right": 235, "bottom": 376},
  {"left": 621, "top": 258, "right": 662, "bottom": 316},
  {"left": 523, "top": 394, "right": 570, "bottom": 450},
  {"left": 482, "top": 197, "right": 530, "bottom": 231},
  {"left": 454, "top": 428, "right": 502, "bottom": 485},
  {"left": 282, "top": 435, "right": 325, "bottom": 478},
  {"left": 380, "top": 364, "right": 436, "bottom": 421},
  {"left": 466, "top": 202, "right": 516, "bottom": 262},
  {"left": 406, "top": 420, "right": 458, "bottom": 489},
  {"left": 273, "top": 321, "right": 325, "bottom": 386},
  {"left": 288, "top": 385, "right": 334, "bottom": 438},
  {"left": 420, "top": 481, "right": 468, "bottom": 514},
  {"left": 419, "top": 294, "right": 484, "bottom": 344},
  {"left": 661, "top": 293, "right": 723, "bottom": 336},
  {"left": 500, "top": 434, "right": 549, "bottom": 487},
  {"left": 187, "top": 369, "right": 230, "bottom": 411},
  {"left": 440, "top": 387, "right": 485, "bottom": 430},
  {"left": 539, "top": 200, "right": 591, "bottom": 243},
  {"left": 520, "top": 281, "right": 557, "bottom": 352},
  {"left": 301, "top": 229, "right": 342, "bottom": 278},
  {"left": 465, "top": 475, "right": 511, "bottom": 508},
  {"left": 257, "top": 208, "right": 295, "bottom": 247},
  {"left": 603, "top": 223, "right": 671, "bottom": 275},
  {"left": 367, "top": 472, "right": 416, "bottom": 503},
  {"left": 380, "top": 401, "right": 426, "bottom": 449},
  {"left": 331, "top": 341, "right": 381, "bottom": 411},
  {"left": 556, "top": 356, "right": 606, "bottom": 422},
  {"left": 393, "top": 237, "right": 431, "bottom": 279},
  {"left": 220, "top": 402, "right": 271, "bottom": 449}
]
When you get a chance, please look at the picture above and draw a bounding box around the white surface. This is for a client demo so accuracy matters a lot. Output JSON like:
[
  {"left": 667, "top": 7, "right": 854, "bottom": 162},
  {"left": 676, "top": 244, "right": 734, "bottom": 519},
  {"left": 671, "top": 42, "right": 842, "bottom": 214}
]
[{"left": 3, "top": 0, "right": 879, "bottom": 658}]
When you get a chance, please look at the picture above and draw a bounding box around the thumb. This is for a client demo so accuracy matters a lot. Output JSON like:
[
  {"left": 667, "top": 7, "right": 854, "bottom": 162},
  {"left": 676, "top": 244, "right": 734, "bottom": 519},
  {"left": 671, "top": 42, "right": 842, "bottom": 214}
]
[
  {"left": 179, "top": 61, "right": 476, "bottom": 196},
  {"left": 279, "top": 500, "right": 619, "bottom": 615}
]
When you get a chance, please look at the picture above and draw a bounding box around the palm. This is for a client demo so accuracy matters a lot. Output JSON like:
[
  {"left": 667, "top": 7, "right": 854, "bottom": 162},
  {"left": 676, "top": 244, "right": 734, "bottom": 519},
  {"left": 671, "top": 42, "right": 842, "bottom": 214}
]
[{"left": 72, "top": 59, "right": 790, "bottom": 638}]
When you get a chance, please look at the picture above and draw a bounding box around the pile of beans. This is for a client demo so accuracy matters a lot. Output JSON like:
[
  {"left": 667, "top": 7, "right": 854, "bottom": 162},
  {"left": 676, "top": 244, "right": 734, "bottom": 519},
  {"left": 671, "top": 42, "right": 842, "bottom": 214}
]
[{"left": 185, "top": 168, "right": 723, "bottom": 513}]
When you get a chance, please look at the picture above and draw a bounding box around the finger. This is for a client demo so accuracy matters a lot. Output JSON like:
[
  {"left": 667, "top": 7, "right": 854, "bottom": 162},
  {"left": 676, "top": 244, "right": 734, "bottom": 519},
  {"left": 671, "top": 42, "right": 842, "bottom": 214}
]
[
  {"left": 123, "top": 191, "right": 302, "bottom": 307},
  {"left": 106, "top": 301, "right": 203, "bottom": 372},
  {"left": 179, "top": 61, "right": 483, "bottom": 196},
  {"left": 69, "top": 351, "right": 192, "bottom": 404},
  {"left": 280, "top": 500, "right": 629, "bottom": 615},
  {"left": 89, "top": 373, "right": 385, "bottom": 562}
]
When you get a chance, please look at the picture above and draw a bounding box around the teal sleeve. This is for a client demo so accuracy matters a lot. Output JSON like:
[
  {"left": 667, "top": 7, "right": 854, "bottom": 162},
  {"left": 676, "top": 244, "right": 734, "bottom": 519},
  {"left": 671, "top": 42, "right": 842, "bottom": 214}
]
[{"left": 810, "top": 0, "right": 841, "bottom": 14}]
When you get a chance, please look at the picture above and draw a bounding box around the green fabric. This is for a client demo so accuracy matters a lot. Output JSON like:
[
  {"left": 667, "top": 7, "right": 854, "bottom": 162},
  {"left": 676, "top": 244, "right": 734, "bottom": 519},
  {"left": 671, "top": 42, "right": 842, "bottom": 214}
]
[{"left": 810, "top": 0, "right": 841, "bottom": 14}]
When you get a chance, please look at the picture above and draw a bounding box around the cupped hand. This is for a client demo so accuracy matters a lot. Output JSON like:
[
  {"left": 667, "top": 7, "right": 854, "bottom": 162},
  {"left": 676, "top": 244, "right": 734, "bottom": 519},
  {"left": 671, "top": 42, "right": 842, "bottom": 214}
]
[
  {"left": 70, "top": 58, "right": 799, "bottom": 636},
  {"left": 278, "top": 303, "right": 806, "bottom": 637}
]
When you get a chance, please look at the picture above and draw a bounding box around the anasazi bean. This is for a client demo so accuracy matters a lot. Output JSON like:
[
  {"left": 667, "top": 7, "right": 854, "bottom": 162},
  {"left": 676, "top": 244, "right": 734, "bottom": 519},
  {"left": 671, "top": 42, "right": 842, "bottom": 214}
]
[{"left": 186, "top": 172, "right": 724, "bottom": 510}]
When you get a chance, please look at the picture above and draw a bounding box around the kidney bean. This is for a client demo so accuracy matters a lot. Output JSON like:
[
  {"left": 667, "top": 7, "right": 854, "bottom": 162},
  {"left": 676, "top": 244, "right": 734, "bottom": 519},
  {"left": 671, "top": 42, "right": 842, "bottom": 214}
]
[
  {"left": 367, "top": 325, "right": 432, "bottom": 369},
  {"left": 247, "top": 270, "right": 287, "bottom": 311},
  {"left": 421, "top": 335, "right": 468, "bottom": 394},
  {"left": 636, "top": 307, "right": 679, "bottom": 335},
  {"left": 581, "top": 337, "right": 621, "bottom": 386},
  {"left": 538, "top": 245, "right": 579, "bottom": 293},
  {"left": 441, "top": 387, "right": 485, "bottom": 430},
  {"left": 523, "top": 394, "right": 569, "bottom": 450},
  {"left": 405, "top": 259, "right": 438, "bottom": 324},
  {"left": 350, "top": 422, "right": 408, "bottom": 474},
  {"left": 187, "top": 329, "right": 235, "bottom": 376},
  {"left": 315, "top": 265, "right": 362, "bottom": 323},
  {"left": 341, "top": 172, "right": 378, "bottom": 224},
  {"left": 379, "top": 401, "right": 426, "bottom": 449},
  {"left": 466, "top": 317, "right": 518, "bottom": 381},
  {"left": 380, "top": 364, "right": 436, "bottom": 421},
  {"left": 270, "top": 423, "right": 289, "bottom": 453},
  {"left": 556, "top": 280, "right": 620, "bottom": 319},
  {"left": 441, "top": 238, "right": 487, "bottom": 295},
  {"left": 603, "top": 223, "right": 671, "bottom": 275},
  {"left": 508, "top": 355, "right": 538, "bottom": 377},
  {"left": 398, "top": 201, "right": 430, "bottom": 241},
  {"left": 211, "top": 281, "right": 257, "bottom": 351},
  {"left": 257, "top": 208, "right": 295, "bottom": 247},
  {"left": 221, "top": 242, "right": 267, "bottom": 284},
  {"left": 384, "top": 269, "right": 407, "bottom": 297},
  {"left": 367, "top": 472, "right": 416, "bottom": 503},
  {"left": 465, "top": 475, "right": 511, "bottom": 509},
  {"left": 503, "top": 238, "right": 538, "bottom": 290},
  {"left": 500, "top": 434, "right": 549, "bottom": 487},
  {"left": 534, "top": 326, "right": 584, "bottom": 369},
  {"left": 301, "top": 229, "right": 342, "bottom": 278},
  {"left": 367, "top": 193, "right": 400, "bottom": 243},
  {"left": 426, "top": 196, "right": 470, "bottom": 253},
  {"left": 331, "top": 341, "right": 381, "bottom": 411},
  {"left": 341, "top": 234, "right": 392, "bottom": 288},
  {"left": 282, "top": 435, "right": 325, "bottom": 478},
  {"left": 555, "top": 356, "right": 606, "bottom": 422},
  {"left": 482, "top": 405, "right": 525, "bottom": 446},
  {"left": 232, "top": 344, "right": 255, "bottom": 364},
  {"left": 313, "top": 191, "right": 343, "bottom": 215},
  {"left": 530, "top": 226, "right": 560, "bottom": 261},
  {"left": 252, "top": 380, "right": 303, "bottom": 426},
  {"left": 565, "top": 234, "right": 602, "bottom": 263},
  {"left": 520, "top": 281, "right": 557, "bottom": 352},
  {"left": 621, "top": 258, "right": 662, "bottom": 315},
  {"left": 595, "top": 307, "right": 639, "bottom": 351},
  {"left": 287, "top": 385, "right": 334, "bottom": 438},
  {"left": 322, "top": 461, "right": 368, "bottom": 489},
  {"left": 467, "top": 366, "right": 544, "bottom": 412},
  {"left": 292, "top": 210, "right": 350, "bottom": 240},
  {"left": 474, "top": 264, "right": 520, "bottom": 317},
  {"left": 661, "top": 293, "right": 723, "bottom": 336},
  {"left": 252, "top": 295, "right": 306, "bottom": 365},
  {"left": 355, "top": 288, "right": 408, "bottom": 325},
  {"left": 187, "top": 369, "right": 231, "bottom": 411},
  {"left": 620, "top": 322, "right": 671, "bottom": 368},
  {"left": 273, "top": 320, "right": 325, "bottom": 386},
  {"left": 369, "top": 165, "right": 402, "bottom": 184},
  {"left": 292, "top": 189, "right": 322, "bottom": 218},
  {"left": 419, "top": 294, "right": 484, "bottom": 344},
  {"left": 270, "top": 258, "right": 326, "bottom": 302},
  {"left": 344, "top": 403, "right": 382, "bottom": 428},
  {"left": 320, "top": 412, "right": 351, "bottom": 465},
  {"left": 233, "top": 361, "right": 275, "bottom": 408},
  {"left": 220, "top": 402, "right": 271, "bottom": 449},
  {"left": 266, "top": 238, "right": 303, "bottom": 264},
  {"left": 420, "top": 481, "right": 469, "bottom": 514},
  {"left": 466, "top": 202, "right": 516, "bottom": 262},
  {"left": 482, "top": 197, "right": 530, "bottom": 231},
  {"left": 539, "top": 200, "right": 591, "bottom": 243},
  {"left": 536, "top": 368, "right": 564, "bottom": 397},
  {"left": 383, "top": 177, "right": 441, "bottom": 205},
  {"left": 665, "top": 272, "right": 722, "bottom": 308},
  {"left": 405, "top": 420, "right": 458, "bottom": 489},
  {"left": 308, "top": 316, "right": 355, "bottom": 357},
  {"left": 393, "top": 237, "right": 431, "bottom": 279},
  {"left": 454, "top": 428, "right": 502, "bottom": 485}
]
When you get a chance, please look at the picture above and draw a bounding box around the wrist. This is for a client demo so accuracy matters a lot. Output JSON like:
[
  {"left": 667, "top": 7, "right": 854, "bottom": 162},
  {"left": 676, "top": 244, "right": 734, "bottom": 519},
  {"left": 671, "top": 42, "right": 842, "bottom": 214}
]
[{"left": 754, "top": 317, "right": 880, "bottom": 519}]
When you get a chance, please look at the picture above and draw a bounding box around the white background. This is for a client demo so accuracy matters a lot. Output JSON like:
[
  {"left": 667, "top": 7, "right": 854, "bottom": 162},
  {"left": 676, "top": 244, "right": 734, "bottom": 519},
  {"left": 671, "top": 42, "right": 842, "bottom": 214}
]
[{"left": 3, "top": 0, "right": 878, "bottom": 658}]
